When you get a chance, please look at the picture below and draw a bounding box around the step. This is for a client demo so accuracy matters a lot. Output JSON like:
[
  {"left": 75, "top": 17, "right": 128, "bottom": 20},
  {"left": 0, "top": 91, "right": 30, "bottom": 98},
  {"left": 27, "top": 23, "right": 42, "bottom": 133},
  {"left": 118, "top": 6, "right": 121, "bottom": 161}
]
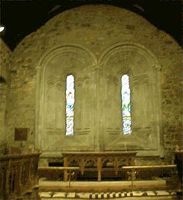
[
  {"left": 39, "top": 180, "right": 168, "bottom": 192},
  {"left": 39, "top": 191, "right": 177, "bottom": 199}
]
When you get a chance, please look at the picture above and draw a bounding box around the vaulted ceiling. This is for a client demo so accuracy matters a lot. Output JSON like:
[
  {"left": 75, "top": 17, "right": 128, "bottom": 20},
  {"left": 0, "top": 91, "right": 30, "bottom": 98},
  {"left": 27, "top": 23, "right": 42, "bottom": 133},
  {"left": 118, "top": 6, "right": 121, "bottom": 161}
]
[{"left": 0, "top": 0, "right": 182, "bottom": 50}]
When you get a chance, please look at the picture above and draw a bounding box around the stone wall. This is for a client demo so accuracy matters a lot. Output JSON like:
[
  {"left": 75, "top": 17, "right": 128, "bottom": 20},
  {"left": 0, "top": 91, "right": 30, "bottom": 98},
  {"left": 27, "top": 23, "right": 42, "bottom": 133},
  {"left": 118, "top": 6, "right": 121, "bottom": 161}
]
[
  {"left": 160, "top": 44, "right": 183, "bottom": 160},
  {"left": 4, "top": 5, "right": 183, "bottom": 161},
  {"left": 0, "top": 38, "right": 11, "bottom": 154}
]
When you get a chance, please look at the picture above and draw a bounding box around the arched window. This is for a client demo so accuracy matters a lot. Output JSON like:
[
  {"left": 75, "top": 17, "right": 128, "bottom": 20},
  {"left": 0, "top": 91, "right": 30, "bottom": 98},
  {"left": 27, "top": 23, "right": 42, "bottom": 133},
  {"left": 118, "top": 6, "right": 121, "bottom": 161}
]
[
  {"left": 121, "top": 74, "right": 132, "bottom": 135},
  {"left": 66, "top": 75, "right": 75, "bottom": 135}
]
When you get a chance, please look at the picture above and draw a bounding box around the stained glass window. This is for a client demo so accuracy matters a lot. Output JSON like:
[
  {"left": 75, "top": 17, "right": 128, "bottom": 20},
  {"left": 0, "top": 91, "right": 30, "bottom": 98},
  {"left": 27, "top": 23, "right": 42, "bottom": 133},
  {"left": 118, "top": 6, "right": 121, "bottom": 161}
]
[
  {"left": 66, "top": 75, "right": 75, "bottom": 136},
  {"left": 121, "top": 74, "right": 132, "bottom": 134}
]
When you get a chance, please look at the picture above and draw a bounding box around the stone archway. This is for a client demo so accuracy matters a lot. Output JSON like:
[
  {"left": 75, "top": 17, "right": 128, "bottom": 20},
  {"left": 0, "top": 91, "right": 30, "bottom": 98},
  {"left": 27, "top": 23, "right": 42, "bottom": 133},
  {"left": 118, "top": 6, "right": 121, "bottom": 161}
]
[
  {"left": 36, "top": 42, "right": 162, "bottom": 157},
  {"left": 98, "top": 43, "right": 162, "bottom": 156},
  {"left": 36, "top": 45, "right": 97, "bottom": 156}
]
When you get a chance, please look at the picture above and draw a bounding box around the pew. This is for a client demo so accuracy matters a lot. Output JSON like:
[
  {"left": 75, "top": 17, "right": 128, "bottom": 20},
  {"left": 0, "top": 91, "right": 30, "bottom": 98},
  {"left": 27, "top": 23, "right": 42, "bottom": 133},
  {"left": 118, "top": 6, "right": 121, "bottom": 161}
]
[
  {"left": 38, "top": 166, "right": 79, "bottom": 184},
  {"left": 39, "top": 164, "right": 179, "bottom": 196},
  {"left": 0, "top": 153, "right": 40, "bottom": 200},
  {"left": 122, "top": 165, "right": 178, "bottom": 191}
]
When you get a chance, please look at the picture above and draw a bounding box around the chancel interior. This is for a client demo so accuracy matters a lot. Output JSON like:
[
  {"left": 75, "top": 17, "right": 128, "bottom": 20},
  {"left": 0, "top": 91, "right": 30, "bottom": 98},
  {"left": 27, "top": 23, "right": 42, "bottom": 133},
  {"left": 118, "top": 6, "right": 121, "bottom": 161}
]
[{"left": 0, "top": 3, "right": 183, "bottom": 200}]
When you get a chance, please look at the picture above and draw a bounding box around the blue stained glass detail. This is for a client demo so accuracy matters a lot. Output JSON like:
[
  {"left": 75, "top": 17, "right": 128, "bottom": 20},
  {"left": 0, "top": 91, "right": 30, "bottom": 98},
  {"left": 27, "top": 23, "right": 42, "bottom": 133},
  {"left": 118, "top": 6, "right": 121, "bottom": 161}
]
[
  {"left": 66, "top": 75, "right": 75, "bottom": 135},
  {"left": 121, "top": 74, "right": 132, "bottom": 134}
]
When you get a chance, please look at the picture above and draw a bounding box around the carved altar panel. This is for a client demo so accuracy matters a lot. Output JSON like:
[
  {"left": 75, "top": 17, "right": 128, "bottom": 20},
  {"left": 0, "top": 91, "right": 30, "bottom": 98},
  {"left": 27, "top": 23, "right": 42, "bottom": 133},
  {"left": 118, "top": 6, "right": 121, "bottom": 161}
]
[{"left": 63, "top": 152, "right": 137, "bottom": 181}]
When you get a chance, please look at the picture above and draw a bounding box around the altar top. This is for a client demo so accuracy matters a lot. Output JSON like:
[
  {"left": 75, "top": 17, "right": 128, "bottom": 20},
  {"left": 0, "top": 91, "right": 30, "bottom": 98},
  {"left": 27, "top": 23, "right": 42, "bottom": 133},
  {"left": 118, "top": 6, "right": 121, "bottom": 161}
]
[{"left": 62, "top": 151, "right": 137, "bottom": 156}]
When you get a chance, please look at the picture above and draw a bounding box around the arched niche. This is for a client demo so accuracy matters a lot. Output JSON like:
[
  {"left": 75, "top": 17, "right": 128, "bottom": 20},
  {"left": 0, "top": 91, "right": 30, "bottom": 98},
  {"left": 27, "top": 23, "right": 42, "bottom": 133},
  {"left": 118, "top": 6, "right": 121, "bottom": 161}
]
[
  {"left": 36, "top": 45, "right": 97, "bottom": 156},
  {"left": 98, "top": 43, "right": 162, "bottom": 156},
  {"left": 36, "top": 43, "right": 162, "bottom": 157}
]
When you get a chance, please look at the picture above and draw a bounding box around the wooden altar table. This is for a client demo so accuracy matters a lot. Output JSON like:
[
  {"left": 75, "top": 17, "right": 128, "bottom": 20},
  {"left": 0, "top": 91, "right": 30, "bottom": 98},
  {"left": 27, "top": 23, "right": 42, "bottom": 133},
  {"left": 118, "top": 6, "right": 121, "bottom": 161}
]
[{"left": 62, "top": 152, "right": 137, "bottom": 181}]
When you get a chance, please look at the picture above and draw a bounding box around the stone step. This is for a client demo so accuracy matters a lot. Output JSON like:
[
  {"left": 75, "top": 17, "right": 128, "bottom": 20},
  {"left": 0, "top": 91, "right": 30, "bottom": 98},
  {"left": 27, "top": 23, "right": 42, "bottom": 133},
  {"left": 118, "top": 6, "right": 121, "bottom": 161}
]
[
  {"left": 39, "top": 180, "right": 168, "bottom": 192},
  {"left": 39, "top": 190, "right": 177, "bottom": 199}
]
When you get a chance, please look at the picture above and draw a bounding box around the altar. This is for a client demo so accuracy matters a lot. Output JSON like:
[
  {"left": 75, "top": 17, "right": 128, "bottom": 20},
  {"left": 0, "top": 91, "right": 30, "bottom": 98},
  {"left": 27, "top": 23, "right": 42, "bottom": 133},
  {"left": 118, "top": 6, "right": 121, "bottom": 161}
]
[{"left": 62, "top": 152, "right": 137, "bottom": 181}]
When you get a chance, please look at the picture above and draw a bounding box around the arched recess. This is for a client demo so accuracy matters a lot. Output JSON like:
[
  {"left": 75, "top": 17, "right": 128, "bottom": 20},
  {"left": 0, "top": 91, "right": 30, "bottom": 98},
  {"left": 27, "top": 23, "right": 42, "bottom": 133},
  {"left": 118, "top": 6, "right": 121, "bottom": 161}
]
[
  {"left": 36, "top": 45, "right": 97, "bottom": 156},
  {"left": 98, "top": 43, "right": 162, "bottom": 156}
]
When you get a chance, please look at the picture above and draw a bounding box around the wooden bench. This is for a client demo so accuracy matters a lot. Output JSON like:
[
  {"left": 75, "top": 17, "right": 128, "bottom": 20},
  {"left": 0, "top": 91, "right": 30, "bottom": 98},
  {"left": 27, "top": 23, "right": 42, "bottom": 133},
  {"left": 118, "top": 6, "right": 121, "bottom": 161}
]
[
  {"left": 122, "top": 165, "right": 177, "bottom": 191},
  {"left": 0, "top": 153, "right": 40, "bottom": 200},
  {"left": 38, "top": 166, "right": 79, "bottom": 185},
  {"left": 122, "top": 165, "right": 177, "bottom": 179}
]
